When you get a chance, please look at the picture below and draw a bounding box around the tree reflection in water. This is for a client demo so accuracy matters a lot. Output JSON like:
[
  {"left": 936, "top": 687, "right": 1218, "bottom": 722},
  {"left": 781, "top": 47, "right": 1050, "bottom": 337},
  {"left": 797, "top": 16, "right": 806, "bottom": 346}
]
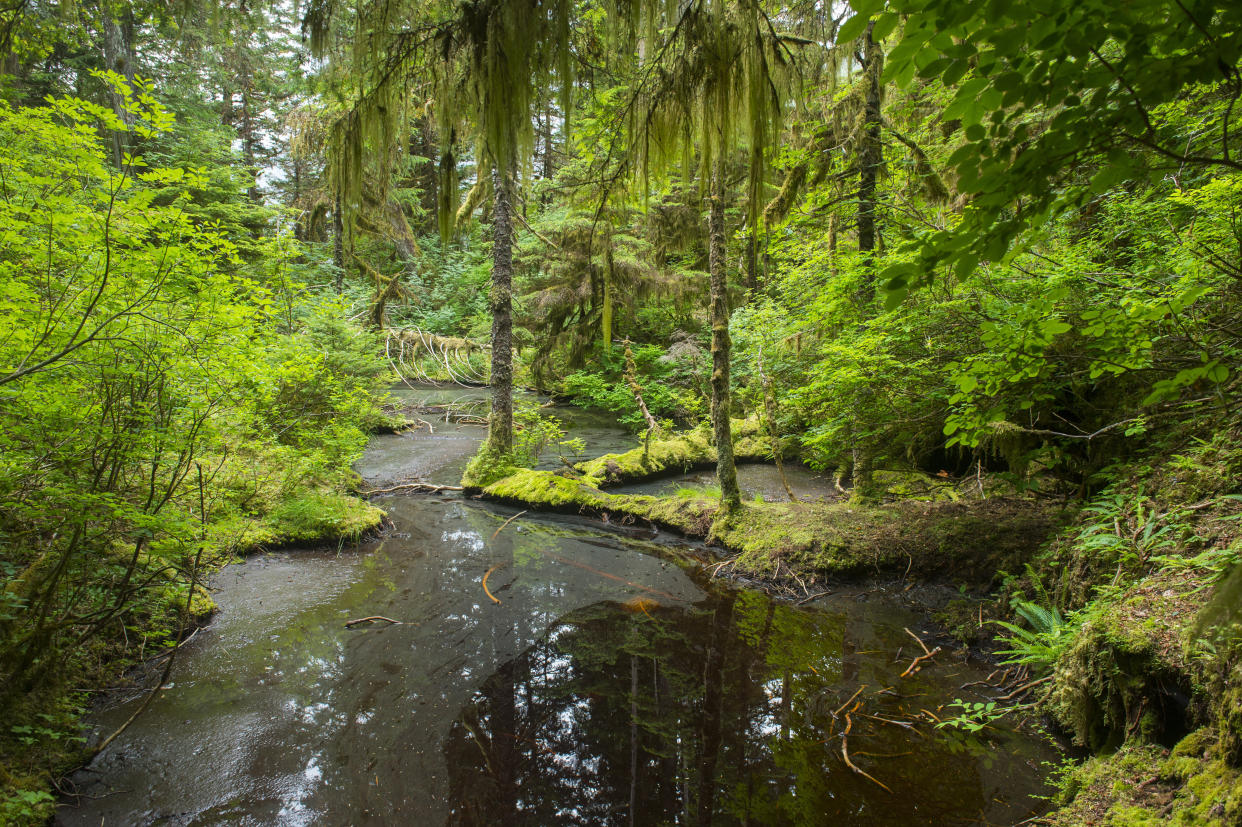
[{"left": 444, "top": 589, "right": 1047, "bottom": 826}]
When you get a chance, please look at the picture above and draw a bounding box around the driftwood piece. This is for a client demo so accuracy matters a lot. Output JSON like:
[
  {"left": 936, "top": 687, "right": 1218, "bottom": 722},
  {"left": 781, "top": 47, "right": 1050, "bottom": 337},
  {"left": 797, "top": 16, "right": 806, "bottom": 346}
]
[{"left": 364, "top": 481, "right": 464, "bottom": 495}]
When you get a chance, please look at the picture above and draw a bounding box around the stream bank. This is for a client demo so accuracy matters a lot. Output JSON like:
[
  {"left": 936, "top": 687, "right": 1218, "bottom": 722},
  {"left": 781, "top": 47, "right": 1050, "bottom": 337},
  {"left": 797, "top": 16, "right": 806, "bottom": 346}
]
[{"left": 464, "top": 428, "right": 1064, "bottom": 589}]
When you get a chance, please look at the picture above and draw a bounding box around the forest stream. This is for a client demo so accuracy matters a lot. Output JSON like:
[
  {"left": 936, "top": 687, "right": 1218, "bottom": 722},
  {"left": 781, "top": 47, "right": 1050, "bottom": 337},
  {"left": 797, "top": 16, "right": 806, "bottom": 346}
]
[{"left": 58, "top": 386, "right": 1060, "bottom": 826}]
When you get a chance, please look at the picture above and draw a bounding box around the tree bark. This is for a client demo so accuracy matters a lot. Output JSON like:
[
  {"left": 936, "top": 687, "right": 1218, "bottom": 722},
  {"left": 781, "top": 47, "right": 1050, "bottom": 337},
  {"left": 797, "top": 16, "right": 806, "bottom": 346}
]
[
  {"left": 100, "top": 4, "right": 136, "bottom": 167},
  {"left": 708, "top": 160, "right": 741, "bottom": 511},
  {"left": 487, "top": 166, "right": 515, "bottom": 454},
  {"left": 857, "top": 22, "right": 883, "bottom": 281}
]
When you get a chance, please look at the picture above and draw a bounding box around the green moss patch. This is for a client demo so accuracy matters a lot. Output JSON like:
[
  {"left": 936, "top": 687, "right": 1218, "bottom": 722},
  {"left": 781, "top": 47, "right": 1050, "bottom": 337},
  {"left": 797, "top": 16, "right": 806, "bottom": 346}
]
[
  {"left": 1046, "top": 570, "right": 1199, "bottom": 752},
  {"left": 1047, "top": 729, "right": 1242, "bottom": 826},
  {"left": 574, "top": 419, "right": 771, "bottom": 487},
  {"left": 209, "top": 490, "right": 385, "bottom": 552}
]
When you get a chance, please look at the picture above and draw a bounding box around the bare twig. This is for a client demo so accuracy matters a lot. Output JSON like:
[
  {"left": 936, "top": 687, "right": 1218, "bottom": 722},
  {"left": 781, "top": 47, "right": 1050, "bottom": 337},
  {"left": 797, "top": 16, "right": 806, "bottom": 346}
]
[
  {"left": 344, "top": 616, "right": 402, "bottom": 627},
  {"left": 490, "top": 510, "right": 528, "bottom": 541}
]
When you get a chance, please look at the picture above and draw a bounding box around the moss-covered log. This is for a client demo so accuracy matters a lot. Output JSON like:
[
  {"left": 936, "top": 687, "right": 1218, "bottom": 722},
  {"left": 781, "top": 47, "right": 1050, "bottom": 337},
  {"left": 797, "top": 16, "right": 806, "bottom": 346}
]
[
  {"left": 574, "top": 420, "right": 774, "bottom": 487},
  {"left": 472, "top": 466, "right": 1060, "bottom": 585}
]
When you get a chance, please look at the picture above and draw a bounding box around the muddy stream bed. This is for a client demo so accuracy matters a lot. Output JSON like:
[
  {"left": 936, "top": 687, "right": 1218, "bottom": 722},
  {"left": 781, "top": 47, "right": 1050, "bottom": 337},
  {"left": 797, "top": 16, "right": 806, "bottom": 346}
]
[{"left": 59, "top": 385, "right": 1059, "bottom": 826}]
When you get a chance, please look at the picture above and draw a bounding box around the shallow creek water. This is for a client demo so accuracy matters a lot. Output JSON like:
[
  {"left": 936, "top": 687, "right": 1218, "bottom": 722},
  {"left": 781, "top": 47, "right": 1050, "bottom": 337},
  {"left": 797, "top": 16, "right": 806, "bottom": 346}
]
[{"left": 59, "top": 385, "right": 1058, "bottom": 826}]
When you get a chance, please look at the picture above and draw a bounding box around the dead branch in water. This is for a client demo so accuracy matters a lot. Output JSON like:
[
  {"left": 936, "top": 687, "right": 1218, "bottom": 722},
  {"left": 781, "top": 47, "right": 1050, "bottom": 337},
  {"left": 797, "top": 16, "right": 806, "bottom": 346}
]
[
  {"left": 490, "top": 510, "right": 528, "bottom": 541},
  {"left": 482, "top": 565, "right": 504, "bottom": 604},
  {"left": 345, "top": 616, "right": 401, "bottom": 627},
  {"left": 833, "top": 685, "right": 868, "bottom": 717},
  {"left": 903, "top": 627, "right": 932, "bottom": 656},
  {"left": 842, "top": 703, "right": 892, "bottom": 793},
  {"left": 900, "top": 646, "right": 942, "bottom": 677},
  {"left": 364, "top": 481, "right": 464, "bottom": 495},
  {"left": 997, "top": 675, "right": 1052, "bottom": 702}
]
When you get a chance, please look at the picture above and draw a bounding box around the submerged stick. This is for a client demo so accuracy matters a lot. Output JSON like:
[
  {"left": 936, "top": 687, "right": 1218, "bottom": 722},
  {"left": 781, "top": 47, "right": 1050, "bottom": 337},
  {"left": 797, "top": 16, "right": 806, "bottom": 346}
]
[
  {"left": 490, "top": 510, "right": 528, "bottom": 541},
  {"left": 833, "top": 685, "right": 868, "bottom": 717},
  {"left": 901, "top": 646, "right": 942, "bottom": 677},
  {"left": 903, "top": 627, "right": 932, "bottom": 656},
  {"left": 482, "top": 565, "right": 503, "bottom": 604},
  {"left": 842, "top": 705, "right": 892, "bottom": 793},
  {"left": 345, "top": 616, "right": 401, "bottom": 627}
]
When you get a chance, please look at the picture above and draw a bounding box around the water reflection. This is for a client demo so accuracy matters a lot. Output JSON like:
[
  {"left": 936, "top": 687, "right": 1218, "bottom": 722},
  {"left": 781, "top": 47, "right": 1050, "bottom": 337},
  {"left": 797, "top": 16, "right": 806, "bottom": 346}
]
[
  {"left": 58, "top": 385, "right": 1055, "bottom": 826},
  {"left": 445, "top": 592, "right": 1050, "bottom": 826}
]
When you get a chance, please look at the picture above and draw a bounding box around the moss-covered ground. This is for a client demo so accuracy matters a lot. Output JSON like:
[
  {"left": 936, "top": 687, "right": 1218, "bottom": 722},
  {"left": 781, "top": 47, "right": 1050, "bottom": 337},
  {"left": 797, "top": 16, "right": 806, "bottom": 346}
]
[{"left": 1023, "top": 433, "right": 1242, "bottom": 825}]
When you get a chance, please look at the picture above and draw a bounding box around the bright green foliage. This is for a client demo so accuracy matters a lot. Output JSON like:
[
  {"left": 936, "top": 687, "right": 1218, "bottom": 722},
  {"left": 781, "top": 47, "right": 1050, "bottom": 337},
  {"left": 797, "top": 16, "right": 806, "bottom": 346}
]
[
  {"left": 0, "top": 78, "right": 386, "bottom": 812},
  {"left": 562, "top": 344, "right": 704, "bottom": 431},
  {"left": 993, "top": 600, "right": 1076, "bottom": 673},
  {"left": 871, "top": 0, "right": 1242, "bottom": 295}
]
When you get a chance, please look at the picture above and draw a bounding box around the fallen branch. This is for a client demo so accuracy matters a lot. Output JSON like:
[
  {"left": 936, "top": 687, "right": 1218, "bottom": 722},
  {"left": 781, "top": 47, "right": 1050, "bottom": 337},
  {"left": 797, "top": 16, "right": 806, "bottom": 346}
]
[
  {"left": 623, "top": 340, "right": 660, "bottom": 433},
  {"left": 796, "top": 589, "right": 833, "bottom": 605},
  {"left": 904, "top": 627, "right": 932, "bottom": 656},
  {"left": 364, "top": 481, "right": 464, "bottom": 495},
  {"left": 833, "top": 685, "right": 868, "bottom": 717},
  {"left": 900, "top": 646, "right": 942, "bottom": 677},
  {"left": 842, "top": 705, "right": 892, "bottom": 793},
  {"left": 345, "top": 616, "right": 401, "bottom": 627},
  {"left": 482, "top": 565, "right": 504, "bottom": 604},
  {"left": 490, "top": 510, "right": 528, "bottom": 541},
  {"left": 857, "top": 713, "right": 925, "bottom": 735},
  {"left": 997, "top": 675, "right": 1052, "bottom": 702}
]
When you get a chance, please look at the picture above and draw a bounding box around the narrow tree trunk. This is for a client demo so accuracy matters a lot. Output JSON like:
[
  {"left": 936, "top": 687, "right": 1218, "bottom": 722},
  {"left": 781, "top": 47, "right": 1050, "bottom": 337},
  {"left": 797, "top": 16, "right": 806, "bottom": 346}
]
[
  {"left": 857, "top": 22, "right": 883, "bottom": 281},
  {"left": 602, "top": 243, "right": 614, "bottom": 352},
  {"left": 333, "top": 194, "right": 345, "bottom": 294},
  {"left": 851, "top": 23, "right": 884, "bottom": 500},
  {"left": 240, "top": 85, "right": 261, "bottom": 203},
  {"left": 743, "top": 230, "right": 759, "bottom": 296},
  {"left": 100, "top": 5, "right": 136, "bottom": 167},
  {"left": 708, "top": 160, "right": 741, "bottom": 512},
  {"left": 487, "top": 167, "right": 515, "bottom": 454}
]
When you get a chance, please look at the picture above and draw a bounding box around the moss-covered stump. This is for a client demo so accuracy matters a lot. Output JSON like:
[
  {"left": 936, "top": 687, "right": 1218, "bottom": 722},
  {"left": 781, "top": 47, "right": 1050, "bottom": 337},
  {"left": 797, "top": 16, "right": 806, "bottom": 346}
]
[
  {"left": 476, "top": 467, "right": 1060, "bottom": 585},
  {"left": 1047, "top": 728, "right": 1242, "bottom": 826},
  {"left": 1046, "top": 570, "right": 1198, "bottom": 752},
  {"left": 574, "top": 419, "right": 772, "bottom": 487}
]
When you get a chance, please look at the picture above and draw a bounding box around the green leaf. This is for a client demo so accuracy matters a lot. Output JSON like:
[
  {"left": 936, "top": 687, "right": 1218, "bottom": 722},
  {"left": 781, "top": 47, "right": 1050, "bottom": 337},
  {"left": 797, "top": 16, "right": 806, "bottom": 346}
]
[{"left": 836, "top": 13, "right": 871, "bottom": 43}]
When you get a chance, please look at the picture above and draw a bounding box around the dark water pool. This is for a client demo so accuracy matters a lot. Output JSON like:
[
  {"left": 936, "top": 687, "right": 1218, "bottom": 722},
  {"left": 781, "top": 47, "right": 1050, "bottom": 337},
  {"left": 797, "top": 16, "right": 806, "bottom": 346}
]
[{"left": 57, "top": 386, "right": 1057, "bottom": 826}]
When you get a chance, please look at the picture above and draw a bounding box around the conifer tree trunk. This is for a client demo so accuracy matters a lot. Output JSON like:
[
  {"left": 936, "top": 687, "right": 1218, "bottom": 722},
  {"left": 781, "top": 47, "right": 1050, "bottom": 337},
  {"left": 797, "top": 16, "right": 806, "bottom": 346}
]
[
  {"left": 851, "top": 22, "right": 884, "bottom": 502},
  {"left": 857, "top": 22, "right": 883, "bottom": 276},
  {"left": 709, "top": 160, "right": 741, "bottom": 511},
  {"left": 487, "top": 166, "right": 515, "bottom": 454}
]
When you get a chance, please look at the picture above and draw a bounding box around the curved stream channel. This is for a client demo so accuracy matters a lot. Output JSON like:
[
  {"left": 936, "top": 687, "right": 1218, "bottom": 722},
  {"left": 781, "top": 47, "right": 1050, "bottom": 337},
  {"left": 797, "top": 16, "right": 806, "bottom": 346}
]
[{"left": 60, "top": 386, "right": 1058, "bottom": 826}]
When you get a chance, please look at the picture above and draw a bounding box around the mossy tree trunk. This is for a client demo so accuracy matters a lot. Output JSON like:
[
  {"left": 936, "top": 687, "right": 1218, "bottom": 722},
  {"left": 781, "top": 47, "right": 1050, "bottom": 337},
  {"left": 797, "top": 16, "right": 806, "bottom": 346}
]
[
  {"left": 487, "top": 166, "right": 515, "bottom": 454},
  {"left": 709, "top": 160, "right": 741, "bottom": 512}
]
